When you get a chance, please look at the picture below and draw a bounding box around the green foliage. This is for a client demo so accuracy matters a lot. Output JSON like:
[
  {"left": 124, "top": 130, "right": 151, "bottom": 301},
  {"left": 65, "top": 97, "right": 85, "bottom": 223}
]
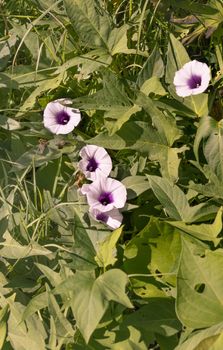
[
  {"left": 1, "top": 0, "right": 223, "bottom": 349},
  {"left": 54, "top": 269, "right": 133, "bottom": 342},
  {"left": 177, "top": 238, "right": 223, "bottom": 329}
]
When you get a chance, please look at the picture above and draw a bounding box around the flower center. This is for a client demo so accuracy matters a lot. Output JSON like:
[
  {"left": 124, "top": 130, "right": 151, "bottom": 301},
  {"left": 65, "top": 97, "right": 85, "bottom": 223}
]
[
  {"left": 96, "top": 212, "right": 108, "bottom": 223},
  {"left": 56, "top": 110, "right": 70, "bottom": 125},
  {"left": 188, "top": 75, "right": 202, "bottom": 89},
  {"left": 98, "top": 192, "right": 113, "bottom": 206},
  {"left": 86, "top": 157, "right": 98, "bottom": 172}
]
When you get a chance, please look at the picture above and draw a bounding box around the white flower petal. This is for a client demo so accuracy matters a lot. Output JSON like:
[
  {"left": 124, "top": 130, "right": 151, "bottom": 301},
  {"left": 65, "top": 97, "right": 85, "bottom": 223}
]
[
  {"left": 106, "top": 209, "right": 123, "bottom": 229},
  {"left": 78, "top": 145, "right": 112, "bottom": 181},
  {"left": 43, "top": 100, "right": 81, "bottom": 134},
  {"left": 79, "top": 145, "right": 98, "bottom": 159},
  {"left": 68, "top": 108, "right": 81, "bottom": 127},
  {"left": 181, "top": 61, "right": 194, "bottom": 76},
  {"left": 46, "top": 101, "right": 63, "bottom": 115},
  {"left": 94, "top": 146, "right": 109, "bottom": 161},
  {"left": 175, "top": 86, "right": 193, "bottom": 97},
  {"left": 105, "top": 178, "right": 127, "bottom": 208},
  {"left": 98, "top": 163, "right": 112, "bottom": 172},
  {"left": 79, "top": 184, "right": 91, "bottom": 195},
  {"left": 78, "top": 159, "right": 88, "bottom": 172},
  {"left": 173, "top": 60, "right": 211, "bottom": 97},
  {"left": 55, "top": 123, "right": 73, "bottom": 135},
  {"left": 85, "top": 177, "right": 127, "bottom": 212},
  {"left": 43, "top": 118, "right": 57, "bottom": 128},
  {"left": 174, "top": 70, "right": 190, "bottom": 86},
  {"left": 90, "top": 208, "right": 123, "bottom": 229}
]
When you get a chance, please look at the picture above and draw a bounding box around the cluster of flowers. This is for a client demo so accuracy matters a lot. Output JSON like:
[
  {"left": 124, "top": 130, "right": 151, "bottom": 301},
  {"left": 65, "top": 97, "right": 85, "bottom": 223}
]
[
  {"left": 43, "top": 99, "right": 127, "bottom": 230},
  {"left": 42, "top": 59, "right": 211, "bottom": 228},
  {"left": 78, "top": 144, "right": 127, "bottom": 229}
]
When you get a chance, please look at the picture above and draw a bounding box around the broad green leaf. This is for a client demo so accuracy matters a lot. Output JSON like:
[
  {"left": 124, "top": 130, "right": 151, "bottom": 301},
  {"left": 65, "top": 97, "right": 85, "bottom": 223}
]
[
  {"left": 1, "top": 296, "right": 47, "bottom": 350},
  {"left": 157, "top": 146, "right": 187, "bottom": 182},
  {"left": 47, "top": 292, "right": 74, "bottom": 343},
  {"left": 54, "top": 269, "right": 133, "bottom": 342},
  {"left": 194, "top": 116, "right": 217, "bottom": 161},
  {"left": 156, "top": 333, "right": 179, "bottom": 350},
  {"left": 64, "top": 0, "right": 111, "bottom": 49},
  {"left": 195, "top": 333, "right": 223, "bottom": 350},
  {"left": 122, "top": 298, "right": 181, "bottom": 337},
  {"left": 65, "top": 209, "right": 97, "bottom": 271},
  {"left": 147, "top": 175, "right": 191, "bottom": 221},
  {"left": 190, "top": 180, "right": 223, "bottom": 199},
  {"left": 111, "top": 326, "right": 148, "bottom": 350},
  {"left": 0, "top": 232, "right": 53, "bottom": 259},
  {"left": 124, "top": 235, "right": 152, "bottom": 274},
  {"left": 177, "top": 238, "right": 223, "bottom": 329},
  {"left": 168, "top": 207, "right": 222, "bottom": 246},
  {"left": 55, "top": 49, "right": 112, "bottom": 76},
  {"left": 185, "top": 94, "right": 209, "bottom": 118},
  {"left": 175, "top": 322, "right": 223, "bottom": 350},
  {"left": 147, "top": 219, "right": 181, "bottom": 285},
  {"left": 104, "top": 105, "right": 141, "bottom": 136},
  {"left": 136, "top": 92, "right": 182, "bottom": 146},
  {"left": 140, "top": 76, "right": 167, "bottom": 96},
  {"left": 203, "top": 121, "right": 223, "bottom": 180},
  {"left": 0, "top": 305, "right": 9, "bottom": 350},
  {"left": 22, "top": 293, "right": 48, "bottom": 321},
  {"left": 189, "top": 165, "right": 223, "bottom": 199},
  {"left": 137, "top": 46, "right": 164, "bottom": 86},
  {"left": 88, "top": 121, "right": 164, "bottom": 152},
  {"left": 194, "top": 116, "right": 223, "bottom": 180},
  {"left": 187, "top": 202, "right": 219, "bottom": 223},
  {"left": 16, "top": 72, "right": 65, "bottom": 116},
  {"left": 95, "top": 226, "right": 123, "bottom": 268},
  {"left": 35, "top": 264, "right": 62, "bottom": 287},
  {"left": 108, "top": 24, "right": 130, "bottom": 55},
  {"left": 122, "top": 176, "right": 149, "bottom": 200},
  {"left": 73, "top": 70, "right": 131, "bottom": 110},
  {"left": 148, "top": 176, "right": 217, "bottom": 222},
  {"left": 168, "top": 87, "right": 209, "bottom": 118},
  {"left": 124, "top": 218, "right": 180, "bottom": 296},
  {"left": 166, "top": 33, "right": 190, "bottom": 84}
]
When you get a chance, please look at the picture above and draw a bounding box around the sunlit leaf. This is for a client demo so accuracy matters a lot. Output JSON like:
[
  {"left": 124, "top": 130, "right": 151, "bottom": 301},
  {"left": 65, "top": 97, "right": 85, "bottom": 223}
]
[
  {"left": 54, "top": 269, "right": 133, "bottom": 342},
  {"left": 177, "top": 238, "right": 223, "bottom": 329}
]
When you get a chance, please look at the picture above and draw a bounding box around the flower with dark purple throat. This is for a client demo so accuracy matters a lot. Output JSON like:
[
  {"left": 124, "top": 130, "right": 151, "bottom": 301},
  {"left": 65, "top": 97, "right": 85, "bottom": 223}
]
[
  {"left": 43, "top": 99, "right": 81, "bottom": 134},
  {"left": 90, "top": 208, "right": 123, "bottom": 230},
  {"left": 173, "top": 60, "right": 211, "bottom": 97},
  {"left": 78, "top": 145, "right": 112, "bottom": 181},
  {"left": 82, "top": 176, "right": 127, "bottom": 212}
]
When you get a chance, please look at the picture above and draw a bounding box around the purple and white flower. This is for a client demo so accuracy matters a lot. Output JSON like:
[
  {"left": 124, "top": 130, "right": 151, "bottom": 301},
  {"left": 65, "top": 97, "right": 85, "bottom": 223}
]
[
  {"left": 43, "top": 99, "right": 81, "bottom": 134},
  {"left": 173, "top": 60, "right": 211, "bottom": 97},
  {"left": 82, "top": 176, "right": 127, "bottom": 212},
  {"left": 90, "top": 207, "right": 123, "bottom": 229},
  {"left": 78, "top": 145, "right": 112, "bottom": 181}
]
